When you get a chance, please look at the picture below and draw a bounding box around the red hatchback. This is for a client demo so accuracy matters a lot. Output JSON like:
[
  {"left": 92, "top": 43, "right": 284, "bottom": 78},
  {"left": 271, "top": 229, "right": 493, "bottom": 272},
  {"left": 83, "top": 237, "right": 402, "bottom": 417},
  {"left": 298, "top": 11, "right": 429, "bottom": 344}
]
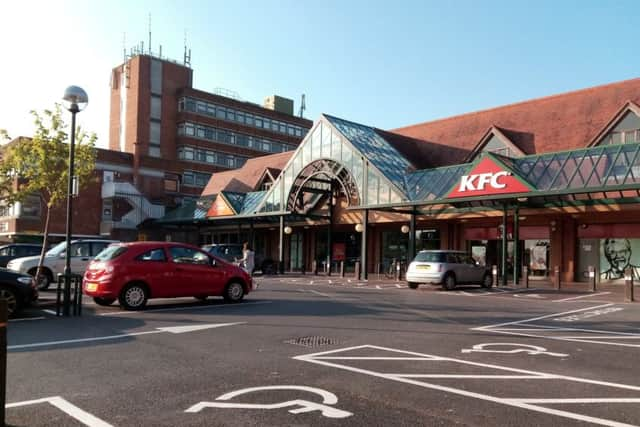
[{"left": 83, "top": 242, "right": 252, "bottom": 310}]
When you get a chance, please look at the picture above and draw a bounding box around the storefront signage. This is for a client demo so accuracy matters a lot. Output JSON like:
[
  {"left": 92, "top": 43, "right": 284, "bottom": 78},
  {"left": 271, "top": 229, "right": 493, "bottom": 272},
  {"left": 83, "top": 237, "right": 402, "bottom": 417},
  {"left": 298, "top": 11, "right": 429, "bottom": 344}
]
[{"left": 447, "top": 157, "right": 531, "bottom": 198}]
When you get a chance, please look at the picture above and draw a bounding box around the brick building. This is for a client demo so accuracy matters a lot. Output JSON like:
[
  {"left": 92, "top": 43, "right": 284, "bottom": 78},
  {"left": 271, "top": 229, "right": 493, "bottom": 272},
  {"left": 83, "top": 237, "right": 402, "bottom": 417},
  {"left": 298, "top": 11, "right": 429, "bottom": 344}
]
[{"left": 0, "top": 51, "right": 312, "bottom": 243}]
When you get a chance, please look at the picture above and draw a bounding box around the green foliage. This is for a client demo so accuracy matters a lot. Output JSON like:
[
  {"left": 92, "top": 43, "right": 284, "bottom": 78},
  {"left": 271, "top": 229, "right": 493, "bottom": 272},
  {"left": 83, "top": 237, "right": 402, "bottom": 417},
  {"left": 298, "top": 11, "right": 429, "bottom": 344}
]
[{"left": 0, "top": 104, "right": 97, "bottom": 209}]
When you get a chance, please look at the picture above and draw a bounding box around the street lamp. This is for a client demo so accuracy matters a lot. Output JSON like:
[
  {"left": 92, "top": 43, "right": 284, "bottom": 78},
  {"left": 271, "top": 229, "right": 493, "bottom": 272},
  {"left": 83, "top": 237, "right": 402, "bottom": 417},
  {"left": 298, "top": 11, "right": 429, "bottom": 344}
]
[{"left": 61, "top": 86, "right": 88, "bottom": 316}]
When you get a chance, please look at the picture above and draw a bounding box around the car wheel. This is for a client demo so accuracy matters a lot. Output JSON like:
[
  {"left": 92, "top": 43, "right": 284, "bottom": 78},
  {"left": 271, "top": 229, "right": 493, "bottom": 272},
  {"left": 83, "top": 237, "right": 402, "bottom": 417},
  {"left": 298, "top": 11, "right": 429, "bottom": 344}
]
[
  {"left": 118, "top": 283, "right": 149, "bottom": 310},
  {"left": 194, "top": 295, "right": 208, "bottom": 301},
  {"left": 93, "top": 297, "right": 116, "bottom": 306},
  {"left": 442, "top": 273, "right": 457, "bottom": 290},
  {"left": 481, "top": 273, "right": 493, "bottom": 289},
  {"left": 28, "top": 268, "right": 52, "bottom": 291},
  {"left": 223, "top": 281, "right": 245, "bottom": 303},
  {"left": 408, "top": 282, "right": 419, "bottom": 289},
  {"left": 0, "top": 286, "right": 19, "bottom": 317}
]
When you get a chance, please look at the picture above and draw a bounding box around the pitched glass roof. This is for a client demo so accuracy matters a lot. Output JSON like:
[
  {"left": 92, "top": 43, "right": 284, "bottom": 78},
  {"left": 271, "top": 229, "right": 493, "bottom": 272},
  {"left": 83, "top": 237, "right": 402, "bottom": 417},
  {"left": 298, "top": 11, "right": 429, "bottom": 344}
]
[
  {"left": 221, "top": 191, "right": 246, "bottom": 214},
  {"left": 240, "top": 191, "right": 266, "bottom": 214},
  {"left": 324, "top": 114, "right": 411, "bottom": 195},
  {"left": 156, "top": 196, "right": 214, "bottom": 223}
]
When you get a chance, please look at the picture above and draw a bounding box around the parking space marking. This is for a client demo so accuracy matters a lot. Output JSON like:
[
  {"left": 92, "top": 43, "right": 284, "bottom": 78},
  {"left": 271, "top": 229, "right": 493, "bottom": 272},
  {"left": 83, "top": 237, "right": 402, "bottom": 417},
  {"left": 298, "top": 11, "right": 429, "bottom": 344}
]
[
  {"left": 295, "top": 344, "right": 640, "bottom": 427},
  {"left": 6, "top": 396, "right": 112, "bottom": 427},
  {"left": 99, "top": 300, "right": 272, "bottom": 316},
  {"left": 9, "top": 316, "right": 45, "bottom": 322},
  {"left": 9, "top": 322, "right": 243, "bottom": 350},
  {"left": 553, "top": 292, "right": 611, "bottom": 302},
  {"left": 474, "top": 304, "right": 640, "bottom": 348}
]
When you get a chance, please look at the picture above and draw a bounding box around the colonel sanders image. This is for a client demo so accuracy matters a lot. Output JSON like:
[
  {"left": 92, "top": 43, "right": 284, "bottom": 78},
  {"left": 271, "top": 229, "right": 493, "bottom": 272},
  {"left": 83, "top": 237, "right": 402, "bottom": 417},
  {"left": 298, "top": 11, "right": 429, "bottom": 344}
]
[{"left": 601, "top": 238, "right": 640, "bottom": 280}]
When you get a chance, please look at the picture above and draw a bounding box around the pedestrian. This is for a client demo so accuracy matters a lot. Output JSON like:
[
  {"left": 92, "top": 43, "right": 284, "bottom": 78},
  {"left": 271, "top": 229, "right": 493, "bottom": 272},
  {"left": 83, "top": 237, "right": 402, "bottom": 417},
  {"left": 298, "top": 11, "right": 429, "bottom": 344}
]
[{"left": 236, "top": 241, "right": 255, "bottom": 277}]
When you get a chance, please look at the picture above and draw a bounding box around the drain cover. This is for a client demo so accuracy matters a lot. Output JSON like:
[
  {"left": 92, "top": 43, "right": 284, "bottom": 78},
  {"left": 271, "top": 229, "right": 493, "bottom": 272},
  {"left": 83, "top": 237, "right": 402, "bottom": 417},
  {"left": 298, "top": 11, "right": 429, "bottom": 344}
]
[{"left": 284, "top": 336, "right": 338, "bottom": 348}]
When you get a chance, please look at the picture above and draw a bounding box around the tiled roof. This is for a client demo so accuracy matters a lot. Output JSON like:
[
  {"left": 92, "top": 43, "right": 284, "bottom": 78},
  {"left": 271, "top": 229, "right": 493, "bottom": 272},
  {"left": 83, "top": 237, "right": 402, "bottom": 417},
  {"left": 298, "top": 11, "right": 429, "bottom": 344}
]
[
  {"left": 390, "top": 77, "right": 640, "bottom": 167},
  {"left": 202, "top": 151, "right": 293, "bottom": 196}
]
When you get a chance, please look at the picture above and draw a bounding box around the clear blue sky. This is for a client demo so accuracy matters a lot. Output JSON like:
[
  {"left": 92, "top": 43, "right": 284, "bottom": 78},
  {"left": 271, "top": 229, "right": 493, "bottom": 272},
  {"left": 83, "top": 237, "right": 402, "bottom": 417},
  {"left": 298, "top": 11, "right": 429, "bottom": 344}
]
[{"left": 2, "top": 0, "right": 639, "bottom": 148}]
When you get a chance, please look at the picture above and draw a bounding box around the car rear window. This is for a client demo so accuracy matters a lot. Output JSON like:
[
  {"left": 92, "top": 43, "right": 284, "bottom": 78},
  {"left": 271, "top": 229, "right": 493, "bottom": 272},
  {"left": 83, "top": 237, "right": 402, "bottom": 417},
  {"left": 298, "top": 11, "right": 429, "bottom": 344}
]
[
  {"left": 414, "top": 252, "right": 446, "bottom": 263},
  {"left": 94, "top": 245, "right": 128, "bottom": 261}
]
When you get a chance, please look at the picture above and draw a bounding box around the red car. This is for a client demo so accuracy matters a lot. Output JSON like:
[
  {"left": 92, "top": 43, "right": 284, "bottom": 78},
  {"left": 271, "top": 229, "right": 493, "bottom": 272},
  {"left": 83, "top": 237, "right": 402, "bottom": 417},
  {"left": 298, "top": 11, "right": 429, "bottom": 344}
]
[{"left": 83, "top": 242, "right": 252, "bottom": 310}]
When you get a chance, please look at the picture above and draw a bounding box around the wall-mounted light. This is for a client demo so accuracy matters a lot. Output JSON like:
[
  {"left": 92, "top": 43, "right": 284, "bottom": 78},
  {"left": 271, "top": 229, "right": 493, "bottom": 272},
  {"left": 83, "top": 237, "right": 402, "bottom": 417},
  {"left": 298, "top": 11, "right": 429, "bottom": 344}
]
[
  {"left": 517, "top": 197, "right": 528, "bottom": 203},
  {"left": 580, "top": 223, "right": 588, "bottom": 229},
  {"left": 550, "top": 220, "right": 557, "bottom": 232},
  {"left": 518, "top": 216, "right": 527, "bottom": 221},
  {"left": 400, "top": 225, "right": 410, "bottom": 234},
  {"left": 284, "top": 226, "right": 292, "bottom": 234},
  {"left": 355, "top": 223, "right": 364, "bottom": 233}
]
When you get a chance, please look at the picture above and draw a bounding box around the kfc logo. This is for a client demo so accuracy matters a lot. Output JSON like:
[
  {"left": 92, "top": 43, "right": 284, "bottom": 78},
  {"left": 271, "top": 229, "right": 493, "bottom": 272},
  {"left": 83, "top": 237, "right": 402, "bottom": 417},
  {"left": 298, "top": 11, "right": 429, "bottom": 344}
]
[
  {"left": 447, "top": 157, "right": 530, "bottom": 198},
  {"left": 458, "top": 171, "right": 511, "bottom": 192}
]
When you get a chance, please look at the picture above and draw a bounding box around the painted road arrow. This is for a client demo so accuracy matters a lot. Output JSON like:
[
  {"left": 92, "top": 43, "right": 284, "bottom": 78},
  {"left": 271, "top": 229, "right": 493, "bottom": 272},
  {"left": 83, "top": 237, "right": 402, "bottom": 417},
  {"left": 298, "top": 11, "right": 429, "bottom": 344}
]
[{"left": 8, "top": 322, "right": 245, "bottom": 350}]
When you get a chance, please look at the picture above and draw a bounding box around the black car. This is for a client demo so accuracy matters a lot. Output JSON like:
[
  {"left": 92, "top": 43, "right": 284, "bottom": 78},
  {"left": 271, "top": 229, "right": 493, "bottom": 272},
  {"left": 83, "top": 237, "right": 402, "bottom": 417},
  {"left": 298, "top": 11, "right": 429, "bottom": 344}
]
[
  {"left": 0, "top": 243, "right": 43, "bottom": 268},
  {"left": 0, "top": 268, "right": 38, "bottom": 317}
]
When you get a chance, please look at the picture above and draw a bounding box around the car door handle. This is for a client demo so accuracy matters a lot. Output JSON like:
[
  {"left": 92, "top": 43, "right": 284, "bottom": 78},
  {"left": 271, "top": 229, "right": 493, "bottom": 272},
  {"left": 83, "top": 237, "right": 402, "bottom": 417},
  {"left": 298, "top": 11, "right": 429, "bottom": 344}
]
[{"left": 81, "top": 258, "right": 90, "bottom": 261}]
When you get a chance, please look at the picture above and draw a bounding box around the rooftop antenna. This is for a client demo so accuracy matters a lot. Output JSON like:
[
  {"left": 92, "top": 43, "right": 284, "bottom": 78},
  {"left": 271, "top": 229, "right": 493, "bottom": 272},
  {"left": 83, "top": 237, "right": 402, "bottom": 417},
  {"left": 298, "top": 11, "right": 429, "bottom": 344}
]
[
  {"left": 183, "top": 29, "right": 192, "bottom": 67},
  {"left": 148, "top": 13, "right": 152, "bottom": 55},
  {"left": 122, "top": 32, "right": 127, "bottom": 62},
  {"left": 299, "top": 94, "right": 306, "bottom": 118}
]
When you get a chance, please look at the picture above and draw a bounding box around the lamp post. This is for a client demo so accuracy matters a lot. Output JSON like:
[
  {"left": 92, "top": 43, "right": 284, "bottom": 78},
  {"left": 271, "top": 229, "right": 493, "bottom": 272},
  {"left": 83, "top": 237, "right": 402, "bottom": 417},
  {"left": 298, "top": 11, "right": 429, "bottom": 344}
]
[{"left": 61, "top": 86, "right": 88, "bottom": 316}]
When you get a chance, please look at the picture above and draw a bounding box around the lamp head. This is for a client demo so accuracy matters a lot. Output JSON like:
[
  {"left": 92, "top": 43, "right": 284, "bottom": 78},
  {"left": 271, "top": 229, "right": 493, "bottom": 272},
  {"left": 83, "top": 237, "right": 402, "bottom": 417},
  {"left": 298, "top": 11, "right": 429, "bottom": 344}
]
[{"left": 62, "top": 86, "right": 88, "bottom": 113}]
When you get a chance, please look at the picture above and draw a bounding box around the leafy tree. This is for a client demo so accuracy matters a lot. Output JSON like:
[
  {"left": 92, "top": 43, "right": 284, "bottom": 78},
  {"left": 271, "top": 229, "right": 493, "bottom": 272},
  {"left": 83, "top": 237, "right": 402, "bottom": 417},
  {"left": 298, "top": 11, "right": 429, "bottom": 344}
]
[{"left": 0, "top": 104, "right": 97, "bottom": 287}]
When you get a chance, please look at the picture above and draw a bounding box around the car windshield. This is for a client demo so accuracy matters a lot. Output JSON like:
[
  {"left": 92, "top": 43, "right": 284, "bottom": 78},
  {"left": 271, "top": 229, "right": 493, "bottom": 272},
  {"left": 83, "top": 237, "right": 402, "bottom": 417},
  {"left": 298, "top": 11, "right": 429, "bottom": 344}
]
[
  {"left": 413, "top": 252, "right": 447, "bottom": 263},
  {"left": 94, "top": 245, "right": 127, "bottom": 261},
  {"left": 45, "top": 241, "right": 67, "bottom": 256}
]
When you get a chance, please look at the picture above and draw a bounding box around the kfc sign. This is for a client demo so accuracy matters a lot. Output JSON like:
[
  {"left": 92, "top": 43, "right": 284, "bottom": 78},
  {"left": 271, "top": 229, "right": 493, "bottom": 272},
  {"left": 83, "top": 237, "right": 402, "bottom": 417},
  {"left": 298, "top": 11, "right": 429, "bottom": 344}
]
[{"left": 447, "top": 157, "right": 530, "bottom": 198}]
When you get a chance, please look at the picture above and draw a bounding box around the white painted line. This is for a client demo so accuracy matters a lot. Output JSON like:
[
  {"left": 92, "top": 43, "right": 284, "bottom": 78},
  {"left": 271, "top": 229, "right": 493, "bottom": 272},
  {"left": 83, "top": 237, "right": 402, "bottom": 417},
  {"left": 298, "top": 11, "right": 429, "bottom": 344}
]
[
  {"left": 375, "top": 285, "right": 381, "bottom": 289},
  {"left": 553, "top": 292, "right": 611, "bottom": 302},
  {"left": 315, "top": 356, "right": 439, "bottom": 361},
  {"left": 395, "top": 284, "right": 402, "bottom": 288},
  {"left": 6, "top": 396, "right": 113, "bottom": 426},
  {"left": 100, "top": 300, "right": 272, "bottom": 316},
  {"left": 512, "top": 398, "right": 640, "bottom": 404},
  {"left": 42, "top": 309, "right": 57, "bottom": 316},
  {"left": 9, "top": 322, "right": 242, "bottom": 350},
  {"left": 482, "top": 328, "right": 640, "bottom": 349},
  {"left": 9, "top": 316, "right": 45, "bottom": 322},
  {"left": 309, "top": 290, "right": 332, "bottom": 298},
  {"left": 473, "top": 303, "right": 614, "bottom": 331},
  {"left": 391, "top": 374, "right": 555, "bottom": 379},
  {"left": 295, "top": 345, "right": 640, "bottom": 427}
]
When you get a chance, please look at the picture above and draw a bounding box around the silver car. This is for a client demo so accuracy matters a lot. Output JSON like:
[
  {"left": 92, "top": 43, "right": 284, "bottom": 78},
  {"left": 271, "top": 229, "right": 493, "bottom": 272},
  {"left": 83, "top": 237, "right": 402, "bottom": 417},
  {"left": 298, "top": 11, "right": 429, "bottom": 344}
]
[{"left": 406, "top": 250, "right": 493, "bottom": 290}]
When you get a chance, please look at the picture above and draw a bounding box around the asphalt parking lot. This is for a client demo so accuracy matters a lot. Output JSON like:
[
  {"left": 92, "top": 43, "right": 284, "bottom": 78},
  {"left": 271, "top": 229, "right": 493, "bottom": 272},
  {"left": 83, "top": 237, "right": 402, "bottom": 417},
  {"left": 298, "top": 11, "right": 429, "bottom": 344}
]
[{"left": 5, "top": 276, "right": 640, "bottom": 426}]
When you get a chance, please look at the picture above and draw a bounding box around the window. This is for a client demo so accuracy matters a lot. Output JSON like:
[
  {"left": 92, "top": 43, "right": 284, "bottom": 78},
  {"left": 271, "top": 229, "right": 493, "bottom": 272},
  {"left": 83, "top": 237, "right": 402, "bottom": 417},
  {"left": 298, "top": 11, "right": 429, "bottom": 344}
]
[
  {"left": 137, "top": 248, "right": 167, "bottom": 262},
  {"left": 164, "top": 178, "right": 178, "bottom": 192},
  {"left": 170, "top": 246, "right": 209, "bottom": 264},
  {"left": 149, "top": 146, "right": 161, "bottom": 157},
  {"left": 150, "top": 96, "right": 162, "bottom": 120},
  {"left": 91, "top": 242, "right": 111, "bottom": 256},
  {"left": 72, "top": 243, "right": 91, "bottom": 257}
]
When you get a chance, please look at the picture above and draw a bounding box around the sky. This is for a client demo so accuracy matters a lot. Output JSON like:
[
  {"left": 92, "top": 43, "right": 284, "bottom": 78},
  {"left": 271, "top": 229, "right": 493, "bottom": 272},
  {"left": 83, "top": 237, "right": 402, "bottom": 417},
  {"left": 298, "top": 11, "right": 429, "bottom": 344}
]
[{"left": 1, "top": 0, "right": 639, "bottom": 149}]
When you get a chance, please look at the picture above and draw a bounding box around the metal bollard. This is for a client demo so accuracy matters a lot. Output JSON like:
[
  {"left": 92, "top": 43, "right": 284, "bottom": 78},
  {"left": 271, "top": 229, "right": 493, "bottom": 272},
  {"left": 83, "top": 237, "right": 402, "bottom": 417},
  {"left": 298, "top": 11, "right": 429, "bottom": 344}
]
[
  {"left": 300, "top": 260, "right": 305, "bottom": 275},
  {"left": 56, "top": 273, "right": 64, "bottom": 316},
  {"left": 395, "top": 261, "right": 401, "bottom": 281},
  {"left": 492, "top": 265, "right": 498, "bottom": 288},
  {"left": 340, "top": 261, "right": 345, "bottom": 278},
  {"left": 354, "top": 261, "right": 361, "bottom": 280},
  {"left": 73, "top": 274, "right": 83, "bottom": 316},
  {"left": 554, "top": 265, "right": 561, "bottom": 290},
  {"left": 521, "top": 266, "right": 529, "bottom": 288},
  {"left": 588, "top": 265, "right": 597, "bottom": 292},
  {"left": 625, "top": 267, "right": 635, "bottom": 302},
  {"left": 312, "top": 260, "right": 318, "bottom": 275}
]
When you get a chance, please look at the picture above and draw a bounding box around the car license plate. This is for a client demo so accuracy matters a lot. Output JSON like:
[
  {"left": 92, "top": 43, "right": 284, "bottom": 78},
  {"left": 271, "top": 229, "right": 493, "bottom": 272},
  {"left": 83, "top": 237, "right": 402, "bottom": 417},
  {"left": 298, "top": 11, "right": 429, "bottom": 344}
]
[
  {"left": 416, "top": 265, "right": 430, "bottom": 270},
  {"left": 85, "top": 283, "right": 98, "bottom": 292}
]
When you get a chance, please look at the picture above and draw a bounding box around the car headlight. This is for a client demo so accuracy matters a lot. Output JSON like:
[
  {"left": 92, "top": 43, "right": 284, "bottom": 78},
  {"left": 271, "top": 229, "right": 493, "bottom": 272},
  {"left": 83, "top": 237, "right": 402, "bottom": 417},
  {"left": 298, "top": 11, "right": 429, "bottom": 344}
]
[{"left": 17, "top": 276, "right": 33, "bottom": 285}]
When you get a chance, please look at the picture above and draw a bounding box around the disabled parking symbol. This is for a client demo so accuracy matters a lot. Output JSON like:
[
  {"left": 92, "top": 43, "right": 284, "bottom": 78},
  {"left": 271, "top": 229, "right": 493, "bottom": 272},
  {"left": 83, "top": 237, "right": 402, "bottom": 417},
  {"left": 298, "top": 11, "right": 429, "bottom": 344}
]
[
  {"left": 185, "top": 385, "right": 353, "bottom": 419},
  {"left": 461, "top": 343, "right": 568, "bottom": 357}
]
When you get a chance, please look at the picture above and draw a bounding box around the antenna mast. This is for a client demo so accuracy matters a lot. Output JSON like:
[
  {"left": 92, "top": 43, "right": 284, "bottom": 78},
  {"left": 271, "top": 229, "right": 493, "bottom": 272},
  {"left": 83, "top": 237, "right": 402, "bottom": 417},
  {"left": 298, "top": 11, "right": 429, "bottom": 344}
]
[
  {"left": 148, "top": 13, "right": 152, "bottom": 55},
  {"left": 299, "top": 94, "right": 306, "bottom": 118}
]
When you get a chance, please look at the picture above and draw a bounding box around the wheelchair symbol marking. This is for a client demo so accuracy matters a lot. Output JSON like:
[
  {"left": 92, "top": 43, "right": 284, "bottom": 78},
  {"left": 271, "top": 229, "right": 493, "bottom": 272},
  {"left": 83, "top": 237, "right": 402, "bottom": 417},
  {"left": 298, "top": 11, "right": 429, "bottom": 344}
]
[{"left": 185, "top": 385, "right": 353, "bottom": 419}]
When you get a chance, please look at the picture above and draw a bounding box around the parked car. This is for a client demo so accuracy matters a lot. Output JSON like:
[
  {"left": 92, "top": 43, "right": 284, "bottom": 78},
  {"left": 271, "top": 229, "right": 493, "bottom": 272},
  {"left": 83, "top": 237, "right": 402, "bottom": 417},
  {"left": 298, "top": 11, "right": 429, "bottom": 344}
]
[
  {"left": 406, "top": 250, "right": 492, "bottom": 290},
  {"left": 83, "top": 241, "right": 253, "bottom": 310},
  {"left": 201, "top": 243, "right": 276, "bottom": 274},
  {"left": 6, "top": 239, "right": 118, "bottom": 290},
  {"left": 0, "top": 268, "right": 38, "bottom": 317},
  {"left": 0, "top": 244, "right": 43, "bottom": 268}
]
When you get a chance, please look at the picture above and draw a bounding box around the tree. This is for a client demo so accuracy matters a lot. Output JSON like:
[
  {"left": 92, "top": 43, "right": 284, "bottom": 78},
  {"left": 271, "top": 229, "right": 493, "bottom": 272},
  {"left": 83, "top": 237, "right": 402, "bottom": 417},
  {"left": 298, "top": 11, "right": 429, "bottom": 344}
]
[{"left": 0, "top": 104, "right": 97, "bottom": 288}]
